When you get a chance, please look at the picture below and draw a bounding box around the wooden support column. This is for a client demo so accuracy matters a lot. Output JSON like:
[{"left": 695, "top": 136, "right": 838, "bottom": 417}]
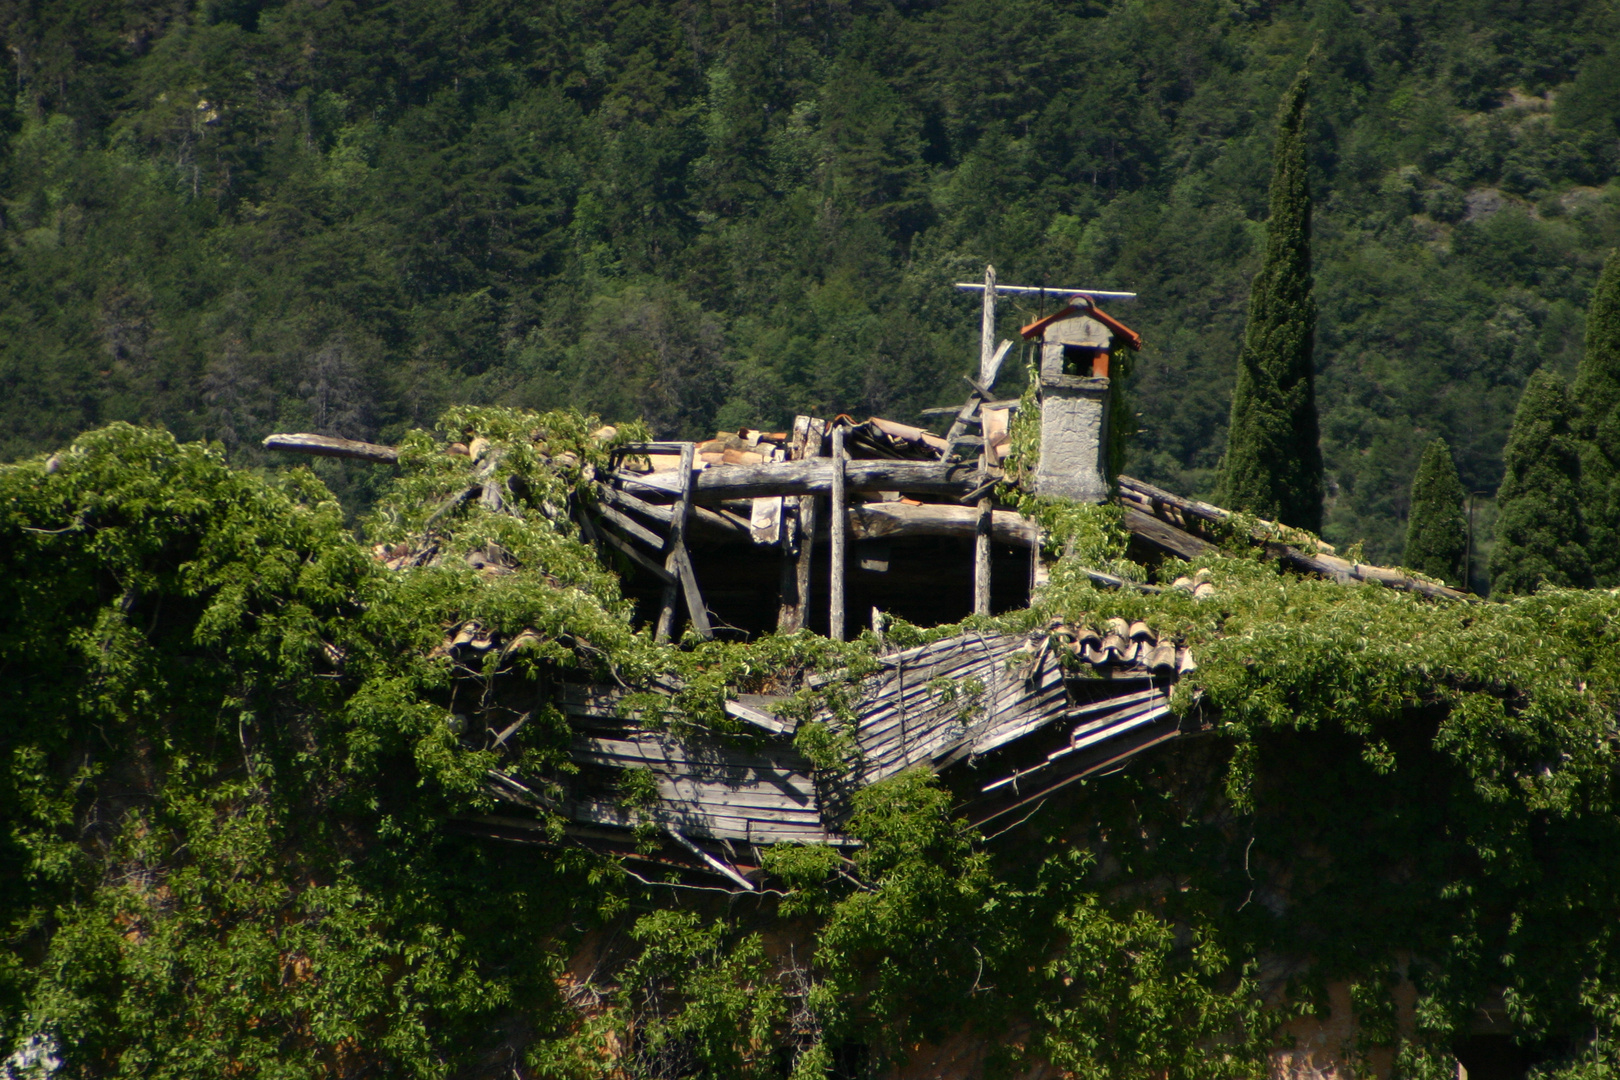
[
  {"left": 974, "top": 457, "right": 992, "bottom": 616},
  {"left": 829, "top": 425, "right": 847, "bottom": 641},
  {"left": 655, "top": 443, "right": 712, "bottom": 642},
  {"left": 979, "top": 264, "right": 998, "bottom": 386},
  {"left": 973, "top": 264, "right": 997, "bottom": 616},
  {"left": 777, "top": 417, "right": 822, "bottom": 633}
]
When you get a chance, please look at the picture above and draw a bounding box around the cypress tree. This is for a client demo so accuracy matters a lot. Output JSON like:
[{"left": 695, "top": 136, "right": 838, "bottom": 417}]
[
  {"left": 1489, "top": 369, "right": 1592, "bottom": 595},
  {"left": 1574, "top": 248, "right": 1620, "bottom": 586},
  {"left": 1215, "top": 64, "right": 1323, "bottom": 533},
  {"left": 1403, "top": 437, "right": 1468, "bottom": 587}
]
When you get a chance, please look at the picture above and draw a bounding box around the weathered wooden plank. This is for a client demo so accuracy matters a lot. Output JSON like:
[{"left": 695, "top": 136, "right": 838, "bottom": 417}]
[
  {"left": 656, "top": 444, "right": 696, "bottom": 642},
  {"left": 980, "top": 264, "right": 998, "bottom": 386},
  {"left": 665, "top": 827, "right": 757, "bottom": 890},
  {"left": 1068, "top": 704, "right": 1171, "bottom": 753},
  {"left": 1117, "top": 474, "right": 1335, "bottom": 554},
  {"left": 593, "top": 524, "right": 677, "bottom": 583},
  {"left": 653, "top": 777, "right": 818, "bottom": 812},
  {"left": 568, "top": 800, "right": 842, "bottom": 844},
  {"left": 830, "top": 426, "right": 848, "bottom": 642},
  {"left": 672, "top": 544, "right": 714, "bottom": 639},
  {"left": 1121, "top": 506, "right": 1214, "bottom": 561},
  {"left": 1067, "top": 687, "right": 1166, "bottom": 721},
  {"left": 919, "top": 399, "right": 1022, "bottom": 417},
  {"left": 848, "top": 502, "right": 1037, "bottom": 547},
  {"left": 595, "top": 502, "right": 666, "bottom": 551},
  {"left": 571, "top": 735, "right": 811, "bottom": 776},
  {"left": 597, "top": 482, "right": 674, "bottom": 524},
  {"left": 618, "top": 459, "right": 986, "bottom": 502},
  {"left": 724, "top": 699, "right": 788, "bottom": 735},
  {"left": 263, "top": 432, "right": 400, "bottom": 464},
  {"left": 967, "top": 716, "right": 1182, "bottom": 831},
  {"left": 974, "top": 480, "right": 992, "bottom": 617}
]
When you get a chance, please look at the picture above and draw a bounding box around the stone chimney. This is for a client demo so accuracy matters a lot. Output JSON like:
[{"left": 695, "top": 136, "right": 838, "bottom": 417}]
[{"left": 1032, "top": 310, "right": 1113, "bottom": 503}]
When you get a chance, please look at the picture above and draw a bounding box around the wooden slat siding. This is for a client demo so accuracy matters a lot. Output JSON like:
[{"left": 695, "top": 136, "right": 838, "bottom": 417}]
[
  {"left": 864, "top": 639, "right": 1020, "bottom": 694},
  {"left": 1066, "top": 686, "right": 1163, "bottom": 719},
  {"left": 595, "top": 502, "right": 666, "bottom": 551},
  {"left": 653, "top": 776, "right": 816, "bottom": 812},
  {"left": 559, "top": 683, "right": 789, "bottom": 735},
  {"left": 558, "top": 684, "right": 633, "bottom": 719},
  {"left": 597, "top": 482, "right": 674, "bottom": 524},
  {"left": 572, "top": 735, "right": 814, "bottom": 778},
  {"left": 848, "top": 635, "right": 1042, "bottom": 784},
  {"left": 1069, "top": 705, "right": 1172, "bottom": 753},
  {"left": 961, "top": 672, "right": 1073, "bottom": 758},
  {"left": 594, "top": 523, "right": 677, "bottom": 583},
  {"left": 1068, "top": 691, "right": 1168, "bottom": 736},
  {"left": 567, "top": 799, "right": 845, "bottom": 845}
]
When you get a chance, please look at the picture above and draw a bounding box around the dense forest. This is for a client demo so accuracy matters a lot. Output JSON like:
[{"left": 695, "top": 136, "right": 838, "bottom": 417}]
[{"left": 4, "top": 0, "right": 1620, "bottom": 566}]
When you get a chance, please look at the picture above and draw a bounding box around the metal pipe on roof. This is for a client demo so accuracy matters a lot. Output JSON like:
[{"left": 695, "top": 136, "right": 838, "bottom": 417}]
[{"left": 954, "top": 283, "right": 1137, "bottom": 301}]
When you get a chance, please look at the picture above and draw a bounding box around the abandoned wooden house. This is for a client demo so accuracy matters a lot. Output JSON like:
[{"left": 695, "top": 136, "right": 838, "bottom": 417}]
[{"left": 265, "top": 273, "right": 1465, "bottom": 889}]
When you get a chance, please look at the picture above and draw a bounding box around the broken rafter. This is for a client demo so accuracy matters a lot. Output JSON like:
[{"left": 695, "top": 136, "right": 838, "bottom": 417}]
[
  {"left": 263, "top": 432, "right": 400, "bottom": 465},
  {"left": 1117, "top": 475, "right": 1335, "bottom": 554},
  {"left": 1117, "top": 476, "right": 1468, "bottom": 601},
  {"left": 655, "top": 444, "right": 695, "bottom": 642},
  {"left": 848, "top": 501, "right": 1035, "bottom": 547},
  {"left": 616, "top": 458, "right": 987, "bottom": 503}
]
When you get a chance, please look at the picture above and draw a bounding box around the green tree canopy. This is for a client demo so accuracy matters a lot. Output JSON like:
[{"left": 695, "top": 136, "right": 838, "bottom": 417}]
[
  {"left": 1214, "top": 65, "right": 1323, "bottom": 533},
  {"left": 1490, "top": 368, "right": 1592, "bottom": 594},
  {"left": 1403, "top": 437, "right": 1468, "bottom": 588},
  {"left": 1575, "top": 248, "right": 1620, "bottom": 587}
]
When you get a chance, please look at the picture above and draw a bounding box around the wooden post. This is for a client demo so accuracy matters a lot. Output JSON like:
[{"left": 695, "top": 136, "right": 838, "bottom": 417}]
[
  {"left": 655, "top": 443, "right": 711, "bottom": 642},
  {"left": 979, "top": 264, "right": 998, "bottom": 386},
  {"left": 974, "top": 457, "right": 992, "bottom": 616},
  {"left": 777, "top": 417, "right": 822, "bottom": 633},
  {"left": 829, "top": 425, "right": 847, "bottom": 641},
  {"left": 974, "top": 264, "right": 997, "bottom": 616}
]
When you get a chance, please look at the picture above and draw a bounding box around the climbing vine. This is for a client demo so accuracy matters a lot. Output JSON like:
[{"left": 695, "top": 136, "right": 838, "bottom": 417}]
[{"left": 3, "top": 412, "right": 1619, "bottom": 1078}]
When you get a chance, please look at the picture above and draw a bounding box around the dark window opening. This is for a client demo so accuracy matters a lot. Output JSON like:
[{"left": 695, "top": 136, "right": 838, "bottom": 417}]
[{"left": 1062, "top": 343, "right": 1101, "bottom": 376}]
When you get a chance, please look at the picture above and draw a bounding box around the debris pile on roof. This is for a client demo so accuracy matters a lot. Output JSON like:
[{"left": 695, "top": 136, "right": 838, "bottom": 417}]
[{"left": 466, "top": 622, "right": 1200, "bottom": 887}]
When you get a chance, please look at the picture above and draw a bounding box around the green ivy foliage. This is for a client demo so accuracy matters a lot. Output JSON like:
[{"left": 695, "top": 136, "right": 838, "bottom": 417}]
[{"left": 5, "top": 414, "right": 1620, "bottom": 1078}]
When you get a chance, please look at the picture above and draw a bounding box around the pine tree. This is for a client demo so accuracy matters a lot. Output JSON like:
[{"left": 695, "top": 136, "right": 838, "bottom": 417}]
[
  {"left": 1215, "top": 64, "right": 1323, "bottom": 533},
  {"left": 1403, "top": 438, "right": 1468, "bottom": 587},
  {"left": 1574, "top": 248, "right": 1620, "bottom": 586},
  {"left": 1489, "top": 369, "right": 1592, "bottom": 595}
]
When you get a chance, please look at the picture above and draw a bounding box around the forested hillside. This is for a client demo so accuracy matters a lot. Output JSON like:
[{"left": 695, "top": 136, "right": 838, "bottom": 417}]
[{"left": 3, "top": 0, "right": 1620, "bottom": 561}]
